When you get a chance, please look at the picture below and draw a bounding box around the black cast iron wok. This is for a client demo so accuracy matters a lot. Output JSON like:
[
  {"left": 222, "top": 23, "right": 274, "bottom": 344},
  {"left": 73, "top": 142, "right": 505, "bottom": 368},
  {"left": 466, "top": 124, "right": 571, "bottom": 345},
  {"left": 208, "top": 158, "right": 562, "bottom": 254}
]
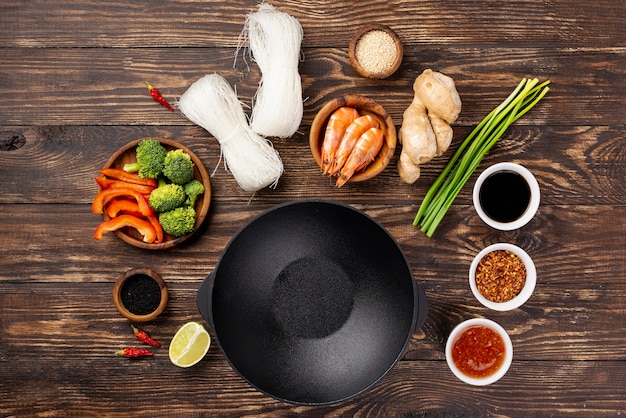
[{"left": 197, "top": 200, "right": 428, "bottom": 405}]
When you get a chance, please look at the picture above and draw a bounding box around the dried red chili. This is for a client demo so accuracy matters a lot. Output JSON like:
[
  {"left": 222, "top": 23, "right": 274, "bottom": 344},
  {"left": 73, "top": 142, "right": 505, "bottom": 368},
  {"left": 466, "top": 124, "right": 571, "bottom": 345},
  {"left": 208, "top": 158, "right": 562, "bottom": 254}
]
[
  {"left": 147, "top": 81, "right": 174, "bottom": 112},
  {"left": 115, "top": 347, "right": 153, "bottom": 358},
  {"left": 131, "top": 325, "right": 161, "bottom": 347},
  {"left": 475, "top": 250, "right": 526, "bottom": 303}
]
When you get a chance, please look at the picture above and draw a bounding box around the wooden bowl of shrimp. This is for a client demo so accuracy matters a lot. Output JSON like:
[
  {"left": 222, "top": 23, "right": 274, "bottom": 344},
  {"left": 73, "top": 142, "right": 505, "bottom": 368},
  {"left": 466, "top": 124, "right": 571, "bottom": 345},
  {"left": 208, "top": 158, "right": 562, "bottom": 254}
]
[{"left": 310, "top": 95, "right": 397, "bottom": 187}]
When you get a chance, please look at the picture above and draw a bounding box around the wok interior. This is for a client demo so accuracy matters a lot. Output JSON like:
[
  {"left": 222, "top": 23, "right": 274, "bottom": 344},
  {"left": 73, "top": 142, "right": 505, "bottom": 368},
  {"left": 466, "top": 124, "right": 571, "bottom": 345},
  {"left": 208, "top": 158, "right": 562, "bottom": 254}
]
[{"left": 210, "top": 201, "right": 418, "bottom": 404}]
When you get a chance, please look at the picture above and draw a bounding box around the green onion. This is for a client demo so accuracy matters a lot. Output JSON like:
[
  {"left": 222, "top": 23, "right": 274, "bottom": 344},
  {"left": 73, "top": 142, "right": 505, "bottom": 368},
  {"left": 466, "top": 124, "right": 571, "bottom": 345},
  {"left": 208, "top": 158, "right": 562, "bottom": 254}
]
[{"left": 413, "top": 77, "right": 550, "bottom": 237}]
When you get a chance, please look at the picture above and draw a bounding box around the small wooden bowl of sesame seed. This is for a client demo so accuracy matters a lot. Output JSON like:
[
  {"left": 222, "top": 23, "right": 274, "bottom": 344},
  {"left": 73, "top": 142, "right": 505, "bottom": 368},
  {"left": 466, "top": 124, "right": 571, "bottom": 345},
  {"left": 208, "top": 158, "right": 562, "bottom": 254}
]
[
  {"left": 113, "top": 267, "right": 168, "bottom": 322},
  {"left": 469, "top": 243, "right": 537, "bottom": 311},
  {"left": 349, "top": 24, "right": 403, "bottom": 79}
]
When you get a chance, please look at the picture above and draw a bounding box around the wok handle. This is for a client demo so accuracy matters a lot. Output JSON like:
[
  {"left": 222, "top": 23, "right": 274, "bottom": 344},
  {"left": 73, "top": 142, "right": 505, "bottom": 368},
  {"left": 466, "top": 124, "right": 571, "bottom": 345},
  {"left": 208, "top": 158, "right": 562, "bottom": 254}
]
[
  {"left": 414, "top": 282, "right": 429, "bottom": 331},
  {"left": 197, "top": 272, "right": 215, "bottom": 326}
]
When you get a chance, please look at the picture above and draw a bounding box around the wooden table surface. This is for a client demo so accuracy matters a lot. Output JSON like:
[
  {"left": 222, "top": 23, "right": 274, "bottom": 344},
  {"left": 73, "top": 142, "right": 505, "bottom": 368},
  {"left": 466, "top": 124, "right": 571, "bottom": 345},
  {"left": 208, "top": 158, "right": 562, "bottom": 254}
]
[{"left": 1, "top": 0, "right": 625, "bottom": 416}]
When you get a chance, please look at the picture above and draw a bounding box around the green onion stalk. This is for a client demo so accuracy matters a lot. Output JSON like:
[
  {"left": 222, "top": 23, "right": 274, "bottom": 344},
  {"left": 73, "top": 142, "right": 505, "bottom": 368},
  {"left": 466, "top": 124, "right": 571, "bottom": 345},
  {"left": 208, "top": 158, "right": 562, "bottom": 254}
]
[{"left": 413, "top": 77, "right": 551, "bottom": 237}]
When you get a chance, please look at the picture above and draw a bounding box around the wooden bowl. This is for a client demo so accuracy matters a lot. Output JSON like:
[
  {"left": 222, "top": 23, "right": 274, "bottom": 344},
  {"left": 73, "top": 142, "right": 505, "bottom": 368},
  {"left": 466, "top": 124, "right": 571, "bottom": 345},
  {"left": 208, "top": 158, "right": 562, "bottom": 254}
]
[
  {"left": 349, "top": 24, "right": 403, "bottom": 79},
  {"left": 309, "top": 95, "right": 397, "bottom": 184},
  {"left": 100, "top": 137, "right": 211, "bottom": 250},
  {"left": 113, "top": 267, "right": 168, "bottom": 322}
]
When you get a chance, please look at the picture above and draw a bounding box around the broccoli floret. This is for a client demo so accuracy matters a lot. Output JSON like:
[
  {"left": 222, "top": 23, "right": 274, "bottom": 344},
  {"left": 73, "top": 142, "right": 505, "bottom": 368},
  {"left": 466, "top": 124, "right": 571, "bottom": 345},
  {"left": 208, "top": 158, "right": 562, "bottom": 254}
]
[
  {"left": 159, "top": 206, "right": 196, "bottom": 237},
  {"left": 163, "top": 149, "right": 194, "bottom": 185},
  {"left": 148, "top": 179, "right": 186, "bottom": 213},
  {"left": 184, "top": 179, "right": 205, "bottom": 207},
  {"left": 123, "top": 138, "right": 167, "bottom": 179}
]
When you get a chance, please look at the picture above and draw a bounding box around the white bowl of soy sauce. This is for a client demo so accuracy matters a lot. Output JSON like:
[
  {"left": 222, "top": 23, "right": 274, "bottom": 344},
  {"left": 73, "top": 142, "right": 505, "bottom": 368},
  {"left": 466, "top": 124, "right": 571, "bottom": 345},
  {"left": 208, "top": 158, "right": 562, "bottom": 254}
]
[{"left": 473, "top": 162, "right": 540, "bottom": 231}]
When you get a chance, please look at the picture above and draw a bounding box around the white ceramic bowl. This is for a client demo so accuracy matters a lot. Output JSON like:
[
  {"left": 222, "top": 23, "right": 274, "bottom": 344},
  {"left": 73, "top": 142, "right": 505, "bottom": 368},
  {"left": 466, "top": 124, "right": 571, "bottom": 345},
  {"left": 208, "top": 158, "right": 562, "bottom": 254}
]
[
  {"left": 469, "top": 243, "right": 536, "bottom": 311},
  {"left": 445, "top": 318, "right": 513, "bottom": 386},
  {"left": 472, "top": 162, "right": 540, "bottom": 231}
]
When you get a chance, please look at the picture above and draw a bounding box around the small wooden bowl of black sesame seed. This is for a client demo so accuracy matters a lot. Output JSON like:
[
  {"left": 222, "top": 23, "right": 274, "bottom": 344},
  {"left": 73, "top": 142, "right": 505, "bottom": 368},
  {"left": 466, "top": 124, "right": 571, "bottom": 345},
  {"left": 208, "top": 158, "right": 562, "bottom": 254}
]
[
  {"left": 113, "top": 267, "right": 168, "bottom": 322},
  {"left": 349, "top": 24, "right": 403, "bottom": 79}
]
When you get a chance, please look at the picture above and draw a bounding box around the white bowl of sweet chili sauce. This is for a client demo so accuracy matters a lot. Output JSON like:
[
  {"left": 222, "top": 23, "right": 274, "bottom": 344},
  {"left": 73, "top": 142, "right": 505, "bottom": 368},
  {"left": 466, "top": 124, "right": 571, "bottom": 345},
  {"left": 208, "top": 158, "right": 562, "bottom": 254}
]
[
  {"left": 446, "top": 318, "right": 513, "bottom": 386},
  {"left": 469, "top": 243, "right": 537, "bottom": 311}
]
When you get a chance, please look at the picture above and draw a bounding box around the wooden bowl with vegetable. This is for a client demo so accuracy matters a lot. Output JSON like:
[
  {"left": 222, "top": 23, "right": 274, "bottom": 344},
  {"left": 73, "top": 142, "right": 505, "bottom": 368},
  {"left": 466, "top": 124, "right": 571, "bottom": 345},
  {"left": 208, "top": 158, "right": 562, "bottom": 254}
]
[
  {"left": 94, "top": 138, "right": 211, "bottom": 250},
  {"left": 310, "top": 95, "right": 397, "bottom": 187}
]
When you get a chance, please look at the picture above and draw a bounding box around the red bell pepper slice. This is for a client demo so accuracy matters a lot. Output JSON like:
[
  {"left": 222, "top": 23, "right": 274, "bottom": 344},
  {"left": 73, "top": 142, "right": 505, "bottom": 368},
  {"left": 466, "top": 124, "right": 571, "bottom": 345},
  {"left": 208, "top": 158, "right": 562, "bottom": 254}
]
[
  {"left": 95, "top": 176, "right": 155, "bottom": 195},
  {"left": 99, "top": 168, "right": 157, "bottom": 187},
  {"left": 94, "top": 214, "right": 157, "bottom": 243},
  {"left": 92, "top": 188, "right": 153, "bottom": 217},
  {"left": 105, "top": 198, "right": 143, "bottom": 219},
  {"left": 146, "top": 214, "right": 164, "bottom": 244}
]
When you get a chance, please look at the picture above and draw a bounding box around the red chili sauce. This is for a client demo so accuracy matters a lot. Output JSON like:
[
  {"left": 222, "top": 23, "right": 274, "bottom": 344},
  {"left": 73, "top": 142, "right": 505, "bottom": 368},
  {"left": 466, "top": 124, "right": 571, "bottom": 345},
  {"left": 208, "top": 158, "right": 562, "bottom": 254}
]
[{"left": 451, "top": 325, "right": 506, "bottom": 378}]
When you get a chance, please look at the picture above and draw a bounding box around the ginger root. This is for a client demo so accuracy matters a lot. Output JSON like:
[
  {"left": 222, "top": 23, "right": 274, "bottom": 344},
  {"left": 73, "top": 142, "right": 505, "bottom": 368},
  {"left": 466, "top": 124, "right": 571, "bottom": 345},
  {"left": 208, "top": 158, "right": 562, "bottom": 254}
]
[{"left": 398, "top": 69, "right": 462, "bottom": 184}]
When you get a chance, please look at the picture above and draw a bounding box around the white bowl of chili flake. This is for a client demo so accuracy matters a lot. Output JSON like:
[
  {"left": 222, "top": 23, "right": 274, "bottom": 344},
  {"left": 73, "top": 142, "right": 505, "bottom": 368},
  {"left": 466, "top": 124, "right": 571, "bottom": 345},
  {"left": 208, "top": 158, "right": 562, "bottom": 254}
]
[
  {"left": 469, "top": 243, "right": 537, "bottom": 311},
  {"left": 446, "top": 318, "right": 513, "bottom": 386}
]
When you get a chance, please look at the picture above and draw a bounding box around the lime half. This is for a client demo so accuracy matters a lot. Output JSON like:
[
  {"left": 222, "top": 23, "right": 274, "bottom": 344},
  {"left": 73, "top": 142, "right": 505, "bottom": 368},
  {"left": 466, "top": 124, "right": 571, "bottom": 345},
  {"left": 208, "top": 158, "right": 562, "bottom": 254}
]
[{"left": 169, "top": 321, "right": 211, "bottom": 368}]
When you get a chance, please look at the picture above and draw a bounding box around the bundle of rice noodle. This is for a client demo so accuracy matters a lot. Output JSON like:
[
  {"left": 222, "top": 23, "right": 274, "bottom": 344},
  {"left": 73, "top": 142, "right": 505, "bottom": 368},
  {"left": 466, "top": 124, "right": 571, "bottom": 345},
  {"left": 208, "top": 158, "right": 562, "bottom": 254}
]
[
  {"left": 178, "top": 73, "right": 283, "bottom": 192},
  {"left": 238, "top": 2, "right": 303, "bottom": 138}
]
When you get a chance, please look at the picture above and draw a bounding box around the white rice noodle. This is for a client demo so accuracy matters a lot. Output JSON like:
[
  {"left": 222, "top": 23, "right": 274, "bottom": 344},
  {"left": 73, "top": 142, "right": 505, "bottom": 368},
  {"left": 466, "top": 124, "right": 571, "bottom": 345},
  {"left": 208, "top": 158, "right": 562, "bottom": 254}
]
[
  {"left": 239, "top": 2, "right": 303, "bottom": 138},
  {"left": 178, "top": 73, "right": 284, "bottom": 192}
]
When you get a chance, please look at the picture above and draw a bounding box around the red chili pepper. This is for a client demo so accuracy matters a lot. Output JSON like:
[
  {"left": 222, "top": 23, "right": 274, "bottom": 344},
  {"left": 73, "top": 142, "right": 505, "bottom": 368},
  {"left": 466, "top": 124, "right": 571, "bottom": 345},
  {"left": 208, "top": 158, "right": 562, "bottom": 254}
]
[
  {"left": 115, "top": 347, "right": 153, "bottom": 358},
  {"left": 147, "top": 81, "right": 174, "bottom": 112},
  {"left": 99, "top": 168, "right": 157, "bottom": 187},
  {"left": 92, "top": 187, "right": 153, "bottom": 217},
  {"left": 131, "top": 325, "right": 162, "bottom": 347},
  {"left": 94, "top": 214, "right": 157, "bottom": 243},
  {"left": 95, "top": 176, "right": 156, "bottom": 195}
]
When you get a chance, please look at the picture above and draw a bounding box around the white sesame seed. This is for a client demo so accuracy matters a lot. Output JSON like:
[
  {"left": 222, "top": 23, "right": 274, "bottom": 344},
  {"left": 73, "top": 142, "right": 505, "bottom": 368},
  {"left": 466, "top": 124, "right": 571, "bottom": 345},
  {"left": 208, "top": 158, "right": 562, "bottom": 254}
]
[{"left": 355, "top": 29, "right": 398, "bottom": 74}]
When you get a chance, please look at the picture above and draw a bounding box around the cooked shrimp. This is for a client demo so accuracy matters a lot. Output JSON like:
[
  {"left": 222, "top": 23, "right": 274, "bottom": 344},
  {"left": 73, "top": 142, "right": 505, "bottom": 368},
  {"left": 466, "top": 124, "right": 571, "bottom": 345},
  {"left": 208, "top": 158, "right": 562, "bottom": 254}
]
[
  {"left": 329, "top": 114, "right": 379, "bottom": 176},
  {"left": 321, "top": 107, "right": 360, "bottom": 174},
  {"left": 336, "top": 127, "right": 384, "bottom": 187}
]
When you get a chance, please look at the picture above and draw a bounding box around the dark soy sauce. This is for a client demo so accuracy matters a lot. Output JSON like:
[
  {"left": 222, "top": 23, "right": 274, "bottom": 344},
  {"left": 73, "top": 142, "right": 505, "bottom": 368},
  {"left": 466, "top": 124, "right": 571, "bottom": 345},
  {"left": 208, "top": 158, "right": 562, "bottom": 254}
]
[{"left": 479, "top": 171, "right": 531, "bottom": 223}]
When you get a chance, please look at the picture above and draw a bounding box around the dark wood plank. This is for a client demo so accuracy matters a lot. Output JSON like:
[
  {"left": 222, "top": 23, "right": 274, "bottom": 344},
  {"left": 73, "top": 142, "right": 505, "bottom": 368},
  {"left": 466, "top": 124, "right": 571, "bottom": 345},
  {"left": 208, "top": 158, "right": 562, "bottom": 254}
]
[
  {"left": 0, "top": 123, "right": 624, "bottom": 206},
  {"left": 1, "top": 0, "right": 624, "bottom": 48},
  {"left": 0, "top": 203, "right": 624, "bottom": 361},
  {"left": 2, "top": 356, "right": 625, "bottom": 416},
  {"left": 1, "top": 282, "right": 625, "bottom": 416},
  {"left": 0, "top": 47, "right": 624, "bottom": 125}
]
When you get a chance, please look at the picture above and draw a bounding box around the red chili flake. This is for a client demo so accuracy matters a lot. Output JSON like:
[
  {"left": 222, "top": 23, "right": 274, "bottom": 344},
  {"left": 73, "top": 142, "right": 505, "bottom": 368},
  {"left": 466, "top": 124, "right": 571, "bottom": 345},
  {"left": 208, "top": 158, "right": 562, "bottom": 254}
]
[
  {"left": 146, "top": 81, "right": 174, "bottom": 112},
  {"left": 475, "top": 250, "right": 526, "bottom": 303},
  {"left": 115, "top": 347, "right": 154, "bottom": 358},
  {"left": 131, "top": 324, "right": 161, "bottom": 347}
]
